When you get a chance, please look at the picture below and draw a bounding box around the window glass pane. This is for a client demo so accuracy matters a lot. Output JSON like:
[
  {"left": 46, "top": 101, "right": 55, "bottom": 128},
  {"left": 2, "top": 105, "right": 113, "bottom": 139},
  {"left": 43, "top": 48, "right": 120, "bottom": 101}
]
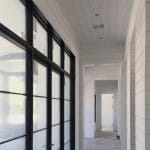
[
  {"left": 0, "top": 93, "right": 25, "bottom": 142},
  {"left": 33, "top": 130, "right": 46, "bottom": 150},
  {"left": 64, "top": 101, "right": 70, "bottom": 121},
  {"left": 33, "top": 61, "right": 47, "bottom": 96},
  {"left": 33, "top": 97, "right": 47, "bottom": 131},
  {"left": 64, "top": 122, "right": 70, "bottom": 143},
  {"left": 52, "top": 100, "right": 60, "bottom": 125},
  {"left": 0, "top": 36, "right": 25, "bottom": 93},
  {"left": 33, "top": 17, "right": 48, "bottom": 56},
  {"left": 0, "top": 0, "right": 26, "bottom": 39},
  {"left": 0, "top": 137, "right": 25, "bottom": 150},
  {"left": 52, "top": 71, "right": 60, "bottom": 98},
  {"left": 65, "top": 53, "right": 70, "bottom": 73},
  {"left": 65, "top": 77, "right": 70, "bottom": 99},
  {"left": 64, "top": 143, "right": 70, "bottom": 150},
  {"left": 52, "top": 126, "right": 60, "bottom": 150},
  {"left": 52, "top": 39, "right": 61, "bottom": 66}
]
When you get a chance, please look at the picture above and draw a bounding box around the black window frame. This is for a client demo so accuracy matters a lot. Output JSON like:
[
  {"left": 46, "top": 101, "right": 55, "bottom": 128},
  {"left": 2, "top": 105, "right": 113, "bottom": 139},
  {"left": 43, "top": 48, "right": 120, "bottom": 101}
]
[{"left": 0, "top": 0, "right": 75, "bottom": 150}]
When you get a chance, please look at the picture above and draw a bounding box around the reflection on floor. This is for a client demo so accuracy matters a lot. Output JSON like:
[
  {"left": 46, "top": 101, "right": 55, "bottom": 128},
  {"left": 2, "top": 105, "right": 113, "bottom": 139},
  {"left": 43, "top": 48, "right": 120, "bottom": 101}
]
[{"left": 84, "top": 132, "right": 121, "bottom": 150}]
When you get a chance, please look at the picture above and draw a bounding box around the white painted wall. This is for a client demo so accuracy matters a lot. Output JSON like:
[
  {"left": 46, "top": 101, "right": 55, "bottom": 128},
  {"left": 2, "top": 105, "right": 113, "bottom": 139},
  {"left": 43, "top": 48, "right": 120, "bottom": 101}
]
[
  {"left": 83, "top": 69, "right": 95, "bottom": 138},
  {"left": 135, "top": 5, "right": 146, "bottom": 149},
  {"left": 124, "top": 0, "right": 150, "bottom": 150},
  {"left": 95, "top": 81, "right": 118, "bottom": 92}
]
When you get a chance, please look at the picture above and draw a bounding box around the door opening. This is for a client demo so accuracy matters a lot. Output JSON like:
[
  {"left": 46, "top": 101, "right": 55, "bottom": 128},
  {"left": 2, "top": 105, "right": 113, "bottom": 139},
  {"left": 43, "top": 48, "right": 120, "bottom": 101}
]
[{"left": 101, "top": 94, "right": 113, "bottom": 132}]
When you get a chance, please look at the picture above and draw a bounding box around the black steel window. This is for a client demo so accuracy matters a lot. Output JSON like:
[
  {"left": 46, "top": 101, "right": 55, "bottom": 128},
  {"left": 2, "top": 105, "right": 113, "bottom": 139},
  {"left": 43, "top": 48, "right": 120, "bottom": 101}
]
[{"left": 0, "top": 0, "right": 75, "bottom": 150}]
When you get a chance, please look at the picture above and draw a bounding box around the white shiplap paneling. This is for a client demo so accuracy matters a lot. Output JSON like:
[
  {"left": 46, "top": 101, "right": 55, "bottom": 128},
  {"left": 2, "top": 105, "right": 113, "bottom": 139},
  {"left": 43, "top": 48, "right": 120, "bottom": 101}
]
[{"left": 57, "top": 0, "right": 133, "bottom": 48}]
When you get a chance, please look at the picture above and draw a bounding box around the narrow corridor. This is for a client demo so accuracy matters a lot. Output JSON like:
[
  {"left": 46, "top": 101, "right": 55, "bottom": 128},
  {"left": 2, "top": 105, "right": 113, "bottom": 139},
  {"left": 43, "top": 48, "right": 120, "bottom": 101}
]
[
  {"left": 1, "top": 0, "right": 150, "bottom": 150},
  {"left": 84, "top": 132, "right": 121, "bottom": 150}
]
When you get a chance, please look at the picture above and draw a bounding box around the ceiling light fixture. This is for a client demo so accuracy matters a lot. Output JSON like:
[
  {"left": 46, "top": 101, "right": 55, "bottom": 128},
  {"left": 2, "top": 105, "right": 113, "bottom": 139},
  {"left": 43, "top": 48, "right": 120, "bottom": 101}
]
[
  {"left": 93, "top": 24, "right": 104, "bottom": 29},
  {"left": 100, "top": 24, "right": 104, "bottom": 28},
  {"left": 95, "top": 13, "right": 100, "bottom": 16},
  {"left": 99, "top": 37, "right": 103, "bottom": 39}
]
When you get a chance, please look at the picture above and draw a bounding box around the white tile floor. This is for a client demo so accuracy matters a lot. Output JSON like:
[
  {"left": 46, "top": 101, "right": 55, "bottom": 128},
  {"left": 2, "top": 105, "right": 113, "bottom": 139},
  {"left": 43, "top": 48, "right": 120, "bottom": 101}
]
[{"left": 84, "top": 132, "right": 121, "bottom": 150}]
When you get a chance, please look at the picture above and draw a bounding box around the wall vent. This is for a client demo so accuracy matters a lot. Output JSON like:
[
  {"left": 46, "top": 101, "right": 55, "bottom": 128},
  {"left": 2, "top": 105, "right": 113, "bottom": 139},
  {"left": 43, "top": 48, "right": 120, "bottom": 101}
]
[{"left": 93, "top": 24, "right": 104, "bottom": 29}]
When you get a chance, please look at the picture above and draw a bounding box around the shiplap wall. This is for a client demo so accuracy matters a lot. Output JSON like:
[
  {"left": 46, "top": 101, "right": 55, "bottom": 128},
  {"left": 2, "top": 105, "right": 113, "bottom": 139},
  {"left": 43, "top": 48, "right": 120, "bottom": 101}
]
[
  {"left": 125, "top": 0, "right": 149, "bottom": 149},
  {"left": 57, "top": 0, "right": 132, "bottom": 48},
  {"left": 134, "top": 1, "right": 145, "bottom": 149}
]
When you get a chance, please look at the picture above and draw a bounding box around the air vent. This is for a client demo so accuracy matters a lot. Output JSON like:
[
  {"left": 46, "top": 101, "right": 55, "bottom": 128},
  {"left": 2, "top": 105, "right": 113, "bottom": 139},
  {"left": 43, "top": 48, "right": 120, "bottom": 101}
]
[{"left": 93, "top": 24, "right": 104, "bottom": 29}]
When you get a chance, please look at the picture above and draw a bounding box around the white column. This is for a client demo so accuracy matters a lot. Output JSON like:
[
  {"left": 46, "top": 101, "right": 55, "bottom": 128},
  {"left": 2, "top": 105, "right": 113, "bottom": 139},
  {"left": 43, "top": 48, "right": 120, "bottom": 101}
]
[
  {"left": 120, "top": 59, "right": 127, "bottom": 150},
  {"left": 79, "top": 64, "right": 85, "bottom": 150}
]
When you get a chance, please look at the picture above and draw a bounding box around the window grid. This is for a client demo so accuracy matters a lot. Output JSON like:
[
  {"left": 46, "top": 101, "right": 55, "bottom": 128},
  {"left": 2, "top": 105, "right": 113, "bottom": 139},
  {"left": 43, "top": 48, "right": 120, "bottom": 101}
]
[{"left": 0, "top": 0, "right": 75, "bottom": 150}]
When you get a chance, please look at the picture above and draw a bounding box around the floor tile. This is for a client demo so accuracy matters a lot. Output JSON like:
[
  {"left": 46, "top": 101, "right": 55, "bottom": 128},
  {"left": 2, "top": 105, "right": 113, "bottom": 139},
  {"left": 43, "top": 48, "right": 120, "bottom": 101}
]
[{"left": 84, "top": 132, "right": 121, "bottom": 150}]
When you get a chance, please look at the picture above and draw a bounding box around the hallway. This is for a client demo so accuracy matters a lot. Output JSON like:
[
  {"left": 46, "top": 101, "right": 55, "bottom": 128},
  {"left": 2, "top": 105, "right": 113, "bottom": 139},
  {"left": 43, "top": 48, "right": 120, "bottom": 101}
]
[
  {"left": 84, "top": 132, "right": 121, "bottom": 150},
  {"left": 1, "top": 0, "right": 150, "bottom": 150}
]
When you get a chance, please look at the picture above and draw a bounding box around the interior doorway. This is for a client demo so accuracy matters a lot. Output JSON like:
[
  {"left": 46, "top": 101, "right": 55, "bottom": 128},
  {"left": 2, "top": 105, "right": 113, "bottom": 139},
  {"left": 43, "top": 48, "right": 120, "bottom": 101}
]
[{"left": 101, "top": 94, "right": 114, "bottom": 132}]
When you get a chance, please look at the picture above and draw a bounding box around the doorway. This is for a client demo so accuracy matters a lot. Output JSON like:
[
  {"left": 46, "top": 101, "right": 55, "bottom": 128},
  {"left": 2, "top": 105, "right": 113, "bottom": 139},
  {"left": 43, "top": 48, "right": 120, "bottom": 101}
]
[{"left": 101, "top": 94, "right": 114, "bottom": 132}]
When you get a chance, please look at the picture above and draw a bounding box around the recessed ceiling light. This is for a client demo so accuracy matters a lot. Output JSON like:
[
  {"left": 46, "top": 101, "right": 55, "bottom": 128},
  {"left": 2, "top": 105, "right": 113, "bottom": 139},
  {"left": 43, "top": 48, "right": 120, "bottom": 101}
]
[
  {"left": 100, "top": 24, "right": 104, "bottom": 28},
  {"left": 99, "top": 37, "right": 103, "bottom": 39},
  {"left": 95, "top": 13, "right": 100, "bottom": 16}
]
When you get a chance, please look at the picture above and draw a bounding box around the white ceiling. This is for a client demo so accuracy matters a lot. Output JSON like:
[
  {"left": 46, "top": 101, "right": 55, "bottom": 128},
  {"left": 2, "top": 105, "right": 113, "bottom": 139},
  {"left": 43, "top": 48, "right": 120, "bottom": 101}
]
[
  {"left": 56, "top": 0, "right": 133, "bottom": 48},
  {"left": 85, "top": 63, "right": 121, "bottom": 80}
]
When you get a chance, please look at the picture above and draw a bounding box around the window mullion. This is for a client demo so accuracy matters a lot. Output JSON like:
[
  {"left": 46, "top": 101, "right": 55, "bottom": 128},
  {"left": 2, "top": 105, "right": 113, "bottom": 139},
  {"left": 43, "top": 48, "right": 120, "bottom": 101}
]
[
  {"left": 47, "top": 25, "right": 53, "bottom": 150},
  {"left": 60, "top": 41, "right": 65, "bottom": 150},
  {"left": 70, "top": 55, "right": 75, "bottom": 150},
  {"left": 26, "top": 1, "right": 33, "bottom": 150}
]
